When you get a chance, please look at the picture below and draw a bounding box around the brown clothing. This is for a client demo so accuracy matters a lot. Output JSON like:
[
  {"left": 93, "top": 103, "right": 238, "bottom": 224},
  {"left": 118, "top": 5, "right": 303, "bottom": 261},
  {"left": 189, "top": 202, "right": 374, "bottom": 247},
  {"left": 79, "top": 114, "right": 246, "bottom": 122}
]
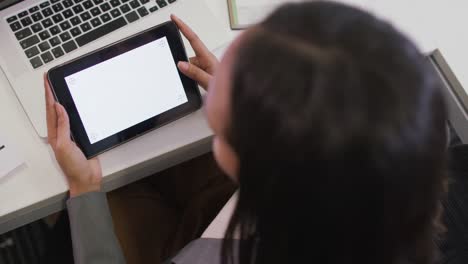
[{"left": 107, "top": 153, "right": 237, "bottom": 263}]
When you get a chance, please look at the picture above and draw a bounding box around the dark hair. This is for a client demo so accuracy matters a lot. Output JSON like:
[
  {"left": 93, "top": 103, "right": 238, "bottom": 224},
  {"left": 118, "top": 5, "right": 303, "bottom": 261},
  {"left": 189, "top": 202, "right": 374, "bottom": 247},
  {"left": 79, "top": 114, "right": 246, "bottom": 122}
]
[{"left": 222, "top": 2, "right": 447, "bottom": 264}]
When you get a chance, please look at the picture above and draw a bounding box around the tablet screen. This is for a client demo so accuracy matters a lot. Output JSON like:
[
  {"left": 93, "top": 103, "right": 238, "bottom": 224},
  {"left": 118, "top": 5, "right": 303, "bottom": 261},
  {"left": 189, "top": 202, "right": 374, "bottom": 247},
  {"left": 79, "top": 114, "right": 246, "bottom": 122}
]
[{"left": 64, "top": 36, "right": 188, "bottom": 144}]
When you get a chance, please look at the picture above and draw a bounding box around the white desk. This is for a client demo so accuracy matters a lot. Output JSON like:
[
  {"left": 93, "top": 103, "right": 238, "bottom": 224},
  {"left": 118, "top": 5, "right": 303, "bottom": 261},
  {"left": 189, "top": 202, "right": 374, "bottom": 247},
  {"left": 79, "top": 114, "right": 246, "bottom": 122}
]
[{"left": 0, "top": 0, "right": 237, "bottom": 234}]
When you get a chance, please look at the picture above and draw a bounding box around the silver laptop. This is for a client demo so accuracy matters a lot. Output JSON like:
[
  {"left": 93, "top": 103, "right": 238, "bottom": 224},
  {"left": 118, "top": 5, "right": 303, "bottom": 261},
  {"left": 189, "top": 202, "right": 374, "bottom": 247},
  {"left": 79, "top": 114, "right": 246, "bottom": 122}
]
[
  {"left": 429, "top": 49, "right": 468, "bottom": 144},
  {"left": 0, "top": 0, "right": 227, "bottom": 138}
]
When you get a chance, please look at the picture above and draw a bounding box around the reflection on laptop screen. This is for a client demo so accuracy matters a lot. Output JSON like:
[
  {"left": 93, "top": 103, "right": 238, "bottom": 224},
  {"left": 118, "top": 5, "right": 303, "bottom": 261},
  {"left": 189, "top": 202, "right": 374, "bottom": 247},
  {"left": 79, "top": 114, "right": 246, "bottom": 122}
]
[{"left": 0, "top": 0, "right": 21, "bottom": 10}]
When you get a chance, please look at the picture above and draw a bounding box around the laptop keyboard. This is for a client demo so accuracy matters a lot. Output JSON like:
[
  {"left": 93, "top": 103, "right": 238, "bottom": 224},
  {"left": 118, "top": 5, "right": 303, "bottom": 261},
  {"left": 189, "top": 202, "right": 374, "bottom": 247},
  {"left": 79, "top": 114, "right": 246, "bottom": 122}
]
[{"left": 6, "top": 0, "right": 177, "bottom": 69}]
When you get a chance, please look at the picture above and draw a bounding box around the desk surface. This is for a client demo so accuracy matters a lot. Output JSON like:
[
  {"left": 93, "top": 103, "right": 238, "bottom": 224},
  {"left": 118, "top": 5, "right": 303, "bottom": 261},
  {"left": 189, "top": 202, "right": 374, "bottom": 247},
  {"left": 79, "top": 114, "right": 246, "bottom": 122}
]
[{"left": 1, "top": 0, "right": 467, "bottom": 235}]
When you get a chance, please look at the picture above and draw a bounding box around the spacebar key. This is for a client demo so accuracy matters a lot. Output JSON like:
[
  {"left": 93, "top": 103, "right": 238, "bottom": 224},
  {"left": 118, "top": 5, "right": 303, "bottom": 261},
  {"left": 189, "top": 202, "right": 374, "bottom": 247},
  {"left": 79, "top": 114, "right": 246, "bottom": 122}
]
[{"left": 75, "top": 17, "right": 127, "bottom": 47}]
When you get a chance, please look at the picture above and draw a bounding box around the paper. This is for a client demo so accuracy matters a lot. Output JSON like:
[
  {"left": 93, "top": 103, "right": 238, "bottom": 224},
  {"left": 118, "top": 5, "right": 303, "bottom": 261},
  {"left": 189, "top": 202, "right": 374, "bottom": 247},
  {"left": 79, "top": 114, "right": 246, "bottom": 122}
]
[
  {"left": 229, "top": 0, "right": 304, "bottom": 29},
  {"left": 0, "top": 132, "right": 23, "bottom": 180}
]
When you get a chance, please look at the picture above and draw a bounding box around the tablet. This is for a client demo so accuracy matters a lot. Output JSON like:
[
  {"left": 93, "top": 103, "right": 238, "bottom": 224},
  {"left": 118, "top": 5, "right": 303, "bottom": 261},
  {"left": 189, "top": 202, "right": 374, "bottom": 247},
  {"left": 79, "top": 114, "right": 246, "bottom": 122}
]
[{"left": 48, "top": 21, "right": 202, "bottom": 158}]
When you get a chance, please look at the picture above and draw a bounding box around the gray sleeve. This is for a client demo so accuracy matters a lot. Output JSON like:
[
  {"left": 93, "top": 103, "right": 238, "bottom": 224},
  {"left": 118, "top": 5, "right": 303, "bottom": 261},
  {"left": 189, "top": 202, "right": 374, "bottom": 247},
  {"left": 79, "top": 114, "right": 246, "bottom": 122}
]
[{"left": 66, "top": 192, "right": 126, "bottom": 264}]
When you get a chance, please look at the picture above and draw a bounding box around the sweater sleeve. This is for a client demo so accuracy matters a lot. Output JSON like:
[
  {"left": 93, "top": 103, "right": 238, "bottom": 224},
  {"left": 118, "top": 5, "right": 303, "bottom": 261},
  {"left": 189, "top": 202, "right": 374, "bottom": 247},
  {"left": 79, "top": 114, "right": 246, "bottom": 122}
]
[{"left": 66, "top": 192, "right": 126, "bottom": 264}]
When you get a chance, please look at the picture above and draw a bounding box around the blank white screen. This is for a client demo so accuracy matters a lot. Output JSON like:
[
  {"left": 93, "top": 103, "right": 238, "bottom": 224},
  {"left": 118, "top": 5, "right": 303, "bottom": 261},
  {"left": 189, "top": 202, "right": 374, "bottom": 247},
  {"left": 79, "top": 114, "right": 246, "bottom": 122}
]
[{"left": 65, "top": 37, "right": 188, "bottom": 144}]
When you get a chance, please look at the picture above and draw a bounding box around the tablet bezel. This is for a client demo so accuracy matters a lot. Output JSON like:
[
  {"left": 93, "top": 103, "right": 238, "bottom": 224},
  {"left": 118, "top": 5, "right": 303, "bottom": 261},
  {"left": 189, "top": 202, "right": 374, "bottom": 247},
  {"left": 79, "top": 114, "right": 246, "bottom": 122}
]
[{"left": 47, "top": 21, "right": 202, "bottom": 158}]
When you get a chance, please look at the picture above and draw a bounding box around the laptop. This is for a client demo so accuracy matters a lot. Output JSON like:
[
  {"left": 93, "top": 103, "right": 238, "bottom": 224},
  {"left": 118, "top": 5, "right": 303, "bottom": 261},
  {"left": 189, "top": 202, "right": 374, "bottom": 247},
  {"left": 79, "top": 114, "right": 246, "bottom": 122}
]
[
  {"left": 429, "top": 49, "right": 468, "bottom": 144},
  {"left": 0, "top": 0, "right": 228, "bottom": 138}
]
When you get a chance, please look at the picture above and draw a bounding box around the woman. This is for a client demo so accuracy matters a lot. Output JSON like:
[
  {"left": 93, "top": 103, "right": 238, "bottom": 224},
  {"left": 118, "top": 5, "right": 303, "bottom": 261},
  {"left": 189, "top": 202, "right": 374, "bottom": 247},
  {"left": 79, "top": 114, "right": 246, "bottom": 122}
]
[{"left": 45, "top": 2, "right": 447, "bottom": 264}]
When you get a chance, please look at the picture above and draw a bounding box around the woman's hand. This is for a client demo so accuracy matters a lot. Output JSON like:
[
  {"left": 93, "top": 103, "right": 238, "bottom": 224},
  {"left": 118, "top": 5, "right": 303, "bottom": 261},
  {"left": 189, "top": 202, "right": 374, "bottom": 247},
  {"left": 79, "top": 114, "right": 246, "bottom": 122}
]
[
  {"left": 45, "top": 75, "right": 102, "bottom": 197},
  {"left": 171, "top": 14, "right": 219, "bottom": 90}
]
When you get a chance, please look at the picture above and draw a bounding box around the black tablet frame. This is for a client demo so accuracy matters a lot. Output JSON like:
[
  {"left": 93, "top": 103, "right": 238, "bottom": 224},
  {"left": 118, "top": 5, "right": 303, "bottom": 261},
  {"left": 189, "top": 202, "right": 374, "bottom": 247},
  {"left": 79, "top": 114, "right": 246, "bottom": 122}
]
[{"left": 47, "top": 21, "right": 202, "bottom": 158}]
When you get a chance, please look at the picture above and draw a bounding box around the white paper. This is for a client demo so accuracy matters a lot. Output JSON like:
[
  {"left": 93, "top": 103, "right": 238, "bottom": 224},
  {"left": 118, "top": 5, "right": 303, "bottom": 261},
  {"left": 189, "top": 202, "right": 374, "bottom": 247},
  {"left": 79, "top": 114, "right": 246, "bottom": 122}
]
[
  {"left": 0, "top": 132, "right": 23, "bottom": 180},
  {"left": 233, "top": 0, "right": 304, "bottom": 27}
]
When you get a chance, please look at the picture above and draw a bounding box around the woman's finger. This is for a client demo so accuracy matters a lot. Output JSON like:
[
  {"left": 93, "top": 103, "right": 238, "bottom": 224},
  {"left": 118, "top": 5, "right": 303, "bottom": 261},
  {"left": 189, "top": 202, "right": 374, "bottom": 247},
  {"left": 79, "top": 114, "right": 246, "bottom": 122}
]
[
  {"left": 44, "top": 74, "right": 56, "bottom": 107},
  {"left": 44, "top": 74, "right": 57, "bottom": 148},
  {"left": 178, "top": 61, "right": 210, "bottom": 90},
  {"left": 189, "top": 56, "right": 200, "bottom": 66},
  {"left": 171, "top": 14, "right": 211, "bottom": 58},
  {"left": 55, "top": 103, "right": 71, "bottom": 149}
]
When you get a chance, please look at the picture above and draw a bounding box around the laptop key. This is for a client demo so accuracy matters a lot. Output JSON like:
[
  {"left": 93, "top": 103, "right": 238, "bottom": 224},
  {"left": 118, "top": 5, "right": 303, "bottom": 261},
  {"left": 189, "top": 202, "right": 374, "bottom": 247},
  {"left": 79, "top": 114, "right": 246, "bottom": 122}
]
[
  {"left": 75, "top": 17, "right": 127, "bottom": 46},
  {"left": 29, "top": 6, "right": 40, "bottom": 13},
  {"left": 50, "top": 25, "right": 61, "bottom": 35},
  {"left": 120, "top": 4, "right": 130, "bottom": 13},
  {"left": 70, "top": 16, "right": 81, "bottom": 26},
  {"left": 74, "top": 0, "right": 83, "bottom": 4},
  {"left": 80, "top": 22, "right": 91, "bottom": 32},
  {"left": 110, "top": 0, "right": 120, "bottom": 7},
  {"left": 60, "top": 32, "right": 71, "bottom": 41},
  {"left": 31, "top": 23, "right": 43, "bottom": 33},
  {"left": 62, "top": 40, "right": 78, "bottom": 52},
  {"left": 93, "top": 0, "right": 104, "bottom": 4},
  {"left": 137, "top": 7, "right": 148, "bottom": 17},
  {"left": 90, "top": 7, "right": 101, "bottom": 16},
  {"left": 20, "top": 17, "right": 33, "bottom": 27},
  {"left": 18, "top": 11, "right": 28, "bottom": 18},
  {"left": 100, "top": 13, "right": 111, "bottom": 22},
  {"left": 20, "top": 35, "right": 40, "bottom": 49},
  {"left": 25, "top": 46, "right": 40, "bottom": 58},
  {"left": 10, "top": 21, "right": 22, "bottom": 31},
  {"left": 100, "top": 3, "right": 111, "bottom": 12},
  {"left": 149, "top": 6, "right": 158, "bottom": 12},
  {"left": 110, "top": 8, "right": 121, "bottom": 18},
  {"left": 15, "top": 27, "right": 32, "bottom": 40},
  {"left": 80, "top": 11, "right": 91, "bottom": 21},
  {"left": 168, "top": 0, "right": 176, "bottom": 3},
  {"left": 129, "top": 0, "right": 139, "bottom": 9},
  {"left": 49, "top": 36, "right": 61, "bottom": 46},
  {"left": 60, "top": 21, "right": 71, "bottom": 30},
  {"left": 39, "top": 30, "right": 51, "bottom": 40},
  {"left": 156, "top": 0, "right": 167, "bottom": 8},
  {"left": 125, "top": 11, "right": 138, "bottom": 23},
  {"left": 70, "top": 27, "right": 82, "bottom": 36},
  {"left": 90, "top": 17, "right": 101, "bottom": 27},
  {"left": 51, "top": 0, "right": 60, "bottom": 3},
  {"left": 40, "top": 1, "right": 50, "bottom": 8},
  {"left": 83, "top": 0, "right": 94, "bottom": 9},
  {"left": 31, "top": 12, "right": 43, "bottom": 22},
  {"left": 7, "top": 16, "right": 17, "bottom": 23},
  {"left": 63, "top": 0, "right": 74, "bottom": 7},
  {"left": 38, "top": 41, "right": 51, "bottom": 51},
  {"left": 52, "top": 46, "right": 65, "bottom": 58},
  {"left": 42, "top": 7, "right": 53, "bottom": 17},
  {"left": 63, "top": 9, "right": 74, "bottom": 18},
  {"left": 41, "top": 51, "right": 54, "bottom": 63},
  {"left": 52, "top": 13, "right": 64, "bottom": 23},
  {"left": 52, "top": 3, "right": 64, "bottom": 12},
  {"left": 73, "top": 5, "right": 84, "bottom": 14},
  {"left": 140, "top": 0, "right": 149, "bottom": 4},
  {"left": 42, "top": 18, "right": 53, "bottom": 28},
  {"left": 30, "top": 56, "right": 43, "bottom": 69}
]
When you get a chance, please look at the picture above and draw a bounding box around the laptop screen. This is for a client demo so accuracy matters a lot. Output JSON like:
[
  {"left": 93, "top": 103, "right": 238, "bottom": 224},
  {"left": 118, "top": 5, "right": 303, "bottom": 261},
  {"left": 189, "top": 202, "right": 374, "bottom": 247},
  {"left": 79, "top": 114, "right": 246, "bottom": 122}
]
[{"left": 0, "top": 0, "right": 22, "bottom": 11}]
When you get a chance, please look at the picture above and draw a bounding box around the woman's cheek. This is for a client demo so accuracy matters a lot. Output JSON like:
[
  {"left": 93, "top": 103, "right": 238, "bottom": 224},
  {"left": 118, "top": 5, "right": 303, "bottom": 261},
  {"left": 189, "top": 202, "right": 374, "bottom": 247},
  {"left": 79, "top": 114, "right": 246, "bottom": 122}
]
[{"left": 213, "top": 136, "right": 239, "bottom": 181}]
